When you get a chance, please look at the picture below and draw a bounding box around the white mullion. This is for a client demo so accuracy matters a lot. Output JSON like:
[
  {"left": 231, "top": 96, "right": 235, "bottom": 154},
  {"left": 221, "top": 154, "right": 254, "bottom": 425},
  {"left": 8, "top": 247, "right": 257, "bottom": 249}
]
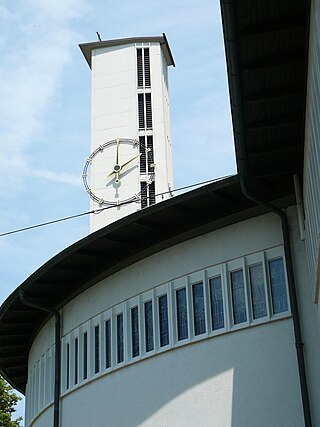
[
  {"left": 186, "top": 275, "right": 193, "bottom": 340},
  {"left": 202, "top": 269, "right": 210, "bottom": 337}
]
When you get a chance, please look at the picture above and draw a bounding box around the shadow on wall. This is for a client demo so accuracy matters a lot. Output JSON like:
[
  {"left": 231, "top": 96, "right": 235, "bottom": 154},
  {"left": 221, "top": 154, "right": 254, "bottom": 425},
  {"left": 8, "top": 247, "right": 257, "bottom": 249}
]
[{"left": 61, "top": 320, "right": 303, "bottom": 427}]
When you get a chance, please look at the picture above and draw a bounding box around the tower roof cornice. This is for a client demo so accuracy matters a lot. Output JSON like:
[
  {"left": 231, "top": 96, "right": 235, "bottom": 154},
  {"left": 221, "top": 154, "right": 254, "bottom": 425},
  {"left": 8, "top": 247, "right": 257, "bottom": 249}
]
[{"left": 79, "top": 33, "right": 175, "bottom": 68}]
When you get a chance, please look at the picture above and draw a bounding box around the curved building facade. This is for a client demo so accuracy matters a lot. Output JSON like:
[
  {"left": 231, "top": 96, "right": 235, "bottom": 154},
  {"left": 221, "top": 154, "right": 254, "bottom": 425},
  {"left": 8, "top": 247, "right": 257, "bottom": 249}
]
[{"left": 25, "top": 208, "right": 306, "bottom": 426}]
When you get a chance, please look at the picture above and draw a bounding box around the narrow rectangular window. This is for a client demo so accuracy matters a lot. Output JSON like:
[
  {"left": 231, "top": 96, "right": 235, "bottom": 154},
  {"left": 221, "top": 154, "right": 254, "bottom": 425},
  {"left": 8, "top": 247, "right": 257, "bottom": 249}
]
[
  {"left": 176, "top": 288, "right": 188, "bottom": 340},
  {"left": 209, "top": 276, "right": 224, "bottom": 330},
  {"left": 269, "top": 258, "right": 288, "bottom": 314},
  {"left": 144, "top": 48, "right": 151, "bottom": 87},
  {"left": 249, "top": 264, "right": 267, "bottom": 319},
  {"left": 139, "top": 136, "right": 147, "bottom": 173},
  {"left": 144, "top": 301, "right": 154, "bottom": 352},
  {"left": 140, "top": 182, "right": 148, "bottom": 208},
  {"left": 117, "top": 313, "right": 124, "bottom": 363},
  {"left": 230, "top": 269, "right": 247, "bottom": 324},
  {"left": 145, "top": 93, "right": 152, "bottom": 128},
  {"left": 74, "top": 338, "right": 78, "bottom": 385},
  {"left": 148, "top": 182, "right": 155, "bottom": 205},
  {"left": 193, "top": 282, "right": 206, "bottom": 335},
  {"left": 131, "top": 307, "right": 140, "bottom": 358},
  {"left": 159, "top": 295, "right": 169, "bottom": 347},
  {"left": 138, "top": 94, "right": 145, "bottom": 129},
  {"left": 94, "top": 325, "right": 100, "bottom": 374},
  {"left": 136, "top": 48, "right": 143, "bottom": 87},
  {"left": 66, "top": 343, "right": 70, "bottom": 390},
  {"left": 105, "top": 320, "right": 111, "bottom": 369},
  {"left": 83, "top": 332, "right": 87, "bottom": 380}
]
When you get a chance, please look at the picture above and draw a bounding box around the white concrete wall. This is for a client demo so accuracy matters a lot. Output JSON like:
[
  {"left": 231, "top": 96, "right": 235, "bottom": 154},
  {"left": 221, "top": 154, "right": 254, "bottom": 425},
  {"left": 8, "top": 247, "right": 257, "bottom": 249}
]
[
  {"left": 304, "top": 0, "right": 320, "bottom": 324},
  {"left": 287, "top": 206, "right": 320, "bottom": 425},
  {"left": 26, "top": 211, "right": 319, "bottom": 427},
  {"left": 58, "top": 320, "right": 301, "bottom": 427},
  {"left": 88, "top": 41, "right": 173, "bottom": 231}
]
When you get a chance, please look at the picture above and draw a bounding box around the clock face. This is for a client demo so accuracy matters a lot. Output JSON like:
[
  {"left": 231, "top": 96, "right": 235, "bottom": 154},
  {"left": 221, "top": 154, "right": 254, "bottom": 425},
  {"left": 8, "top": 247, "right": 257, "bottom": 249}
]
[{"left": 83, "top": 138, "right": 154, "bottom": 206}]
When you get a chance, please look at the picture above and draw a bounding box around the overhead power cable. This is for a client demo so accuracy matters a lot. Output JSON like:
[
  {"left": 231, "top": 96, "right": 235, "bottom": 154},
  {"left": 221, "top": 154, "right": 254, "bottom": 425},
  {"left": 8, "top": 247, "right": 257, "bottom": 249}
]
[{"left": 0, "top": 175, "right": 234, "bottom": 238}]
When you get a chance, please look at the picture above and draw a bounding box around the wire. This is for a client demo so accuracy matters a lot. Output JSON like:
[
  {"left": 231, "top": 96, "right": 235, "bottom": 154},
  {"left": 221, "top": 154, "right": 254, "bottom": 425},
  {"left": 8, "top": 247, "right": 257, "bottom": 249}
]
[{"left": 0, "top": 175, "right": 234, "bottom": 238}]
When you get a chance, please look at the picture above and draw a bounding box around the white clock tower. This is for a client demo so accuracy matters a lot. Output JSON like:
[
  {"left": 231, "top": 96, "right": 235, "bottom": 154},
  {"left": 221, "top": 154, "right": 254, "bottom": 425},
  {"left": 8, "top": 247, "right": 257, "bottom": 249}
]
[{"left": 79, "top": 35, "right": 175, "bottom": 232}]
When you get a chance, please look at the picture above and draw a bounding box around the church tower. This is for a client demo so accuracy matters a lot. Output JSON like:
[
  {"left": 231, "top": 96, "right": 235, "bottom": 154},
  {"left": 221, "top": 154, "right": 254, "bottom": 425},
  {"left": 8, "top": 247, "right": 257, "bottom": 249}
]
[{"left": 79, "top": 35, "right": 175, "bottom": 232}]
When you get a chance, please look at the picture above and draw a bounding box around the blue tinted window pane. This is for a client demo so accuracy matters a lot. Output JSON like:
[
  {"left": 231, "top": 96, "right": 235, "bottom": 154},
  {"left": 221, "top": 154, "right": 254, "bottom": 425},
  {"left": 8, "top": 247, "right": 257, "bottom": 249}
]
[
  {"left": 159, "top": 295, "right": 169, "bottom": 347},
  {"left": 269, "top": 258, "right": 288, "bottom": 314},
  {"left": 94, "top": 325, "right": 100, "bottom": 374},
  {"left": 74, "top": 338, "right": 78, "bottom": 385},
  {"left": 144, "top": 301, "right": 154, "bottom": 352},
  {"left": 249, "top": 264, "right": 267, "bottom": 319},
  {"left": 231, "top": 269, "right": 247, "bottom": 324},
  {"left": 83, "top": 332, "right": 87, "bottom": 380},
  {"left": 117, "top": 314, "right": 124, "bottom": 363},
  {"left": 176, "top": 288, "right": 188, "bottom": 340},
  {"left": 209, "top": 276, "right": 224, "bottom": 330},
  {"left": 131, "top": 307, "right": 140, "bottom": 358},
  {"left": 105, "top": 320, "right": 111, "bottom": 369},
  {"left": 193, "top": 283, "right": 206, "bottom": 335}
]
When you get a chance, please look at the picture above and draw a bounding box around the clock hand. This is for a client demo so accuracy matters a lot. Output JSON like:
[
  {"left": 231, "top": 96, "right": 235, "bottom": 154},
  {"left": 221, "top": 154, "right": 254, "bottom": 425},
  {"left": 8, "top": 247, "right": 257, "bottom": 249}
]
[
  {"left": 107, "top": 151, "right": 143, "bottom": 182},
  {"left": 119, "top": 152, "right": 142, "bottom": 170},
  {"left": 116, "top": 137, "right": 120, "bottom": 166}
]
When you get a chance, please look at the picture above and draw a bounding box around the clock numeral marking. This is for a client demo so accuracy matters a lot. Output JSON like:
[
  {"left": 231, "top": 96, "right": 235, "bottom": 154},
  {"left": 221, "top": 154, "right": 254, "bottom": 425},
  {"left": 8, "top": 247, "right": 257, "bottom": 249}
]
[
  {"left": 117, "top": 200, "right": 121, "bottom": 206},
  {"left": 86, "top": 188, "right": 92, "bottom": 194},
  {"left": 82, "top": 173, "right": 87, "bottom": 178},
  {"left": 99, "top": 145, "right": 104, "bottom": 151}
]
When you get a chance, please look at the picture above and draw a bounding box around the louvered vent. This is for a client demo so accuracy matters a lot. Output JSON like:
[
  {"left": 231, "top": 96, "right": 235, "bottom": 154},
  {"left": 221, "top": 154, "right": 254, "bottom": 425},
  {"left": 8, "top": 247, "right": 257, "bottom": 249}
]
[
  {"left": 145, "top": 93, "right": 152, "bottom": 128},
  {"left": 138, "top": 94, "right": 145, "bottom": 129},
  {"left": 139, "top": 136, "right": 147, "bottom": 173},
  {"left": 137, "top": 48, "right": 143, "bottom": 87},
  {"left": 144, "top": 48, "right": 151, "bottom": 87},
  {"left": 141, "top": 182, "right": 148, "bottom": 208},
  {"left": 147, "top": 136, "right": 154, "bottom": 171},
  {"left": 149, "top": 182, "right": 155, "bottom": 205}
]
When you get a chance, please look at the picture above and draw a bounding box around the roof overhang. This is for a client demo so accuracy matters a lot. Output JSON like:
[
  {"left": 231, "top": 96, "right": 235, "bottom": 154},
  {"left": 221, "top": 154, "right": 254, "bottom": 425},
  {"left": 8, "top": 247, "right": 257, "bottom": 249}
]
[
  {"left": 79, "top": 33, "right": 175, "bottom": 68},
  {"left": 220, "top": 0, "right": 310, "bottom": 196}
]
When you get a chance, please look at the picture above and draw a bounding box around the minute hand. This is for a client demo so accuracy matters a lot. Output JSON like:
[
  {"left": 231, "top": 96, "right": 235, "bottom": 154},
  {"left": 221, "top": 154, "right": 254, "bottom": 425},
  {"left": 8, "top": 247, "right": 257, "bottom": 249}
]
[{"left": 120, "top": 153, "right": 142, "bottom": 170}]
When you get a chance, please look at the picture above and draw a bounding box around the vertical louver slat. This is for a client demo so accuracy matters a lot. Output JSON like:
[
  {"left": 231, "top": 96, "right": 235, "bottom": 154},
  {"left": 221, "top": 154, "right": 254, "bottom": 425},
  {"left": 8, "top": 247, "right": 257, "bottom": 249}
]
[
  {"left": 141, "top": 182, "right": 148, "bottom": 208},
  {"left": 139, "top": 136, "right": 147, "bottom": 173},
  {"left": 144, "top": 48, "right": 151, "bottom": 87},
  {"left": 138, "top": 94, "right": 145, "bottom": 129},
  {"left": 149, "top": 182, "right": 156, "bottom": 205},
  {"left": 137, "top": 48, "right": 143, "bottom": 87},
  {"left": 145, "top": 93, "right": 152, "bottom": 128}
]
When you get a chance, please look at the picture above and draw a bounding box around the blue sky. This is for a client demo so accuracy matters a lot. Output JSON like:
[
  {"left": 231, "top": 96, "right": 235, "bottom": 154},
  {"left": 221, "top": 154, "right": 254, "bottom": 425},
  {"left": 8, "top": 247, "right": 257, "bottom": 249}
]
[{"left": 0, "top": 0, "right": 235, "bottom": 417}]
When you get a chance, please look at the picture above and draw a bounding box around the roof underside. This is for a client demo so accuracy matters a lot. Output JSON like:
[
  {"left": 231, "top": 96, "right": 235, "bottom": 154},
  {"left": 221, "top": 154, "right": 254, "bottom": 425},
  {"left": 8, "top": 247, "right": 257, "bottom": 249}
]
[
  {"left": 221, "top": 0, "right": 310, "bottom": 196},
  {"left": 0, "top": 0, "right": 311, "bottom": 394}
]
